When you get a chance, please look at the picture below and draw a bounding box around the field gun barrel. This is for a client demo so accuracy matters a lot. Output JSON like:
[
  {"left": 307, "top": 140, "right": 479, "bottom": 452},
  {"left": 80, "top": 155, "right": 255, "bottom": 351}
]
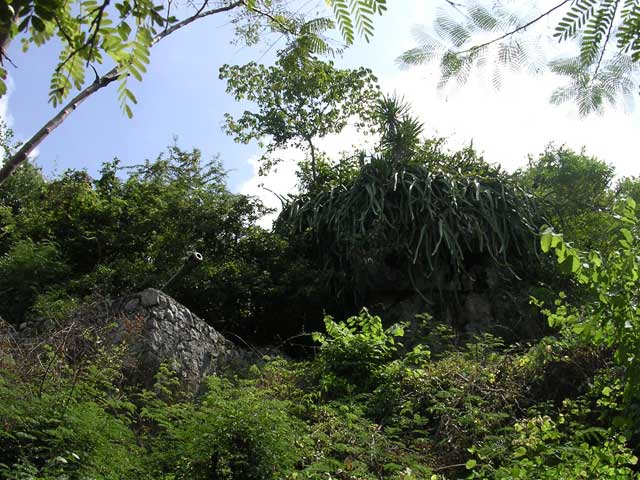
[{"left": 162, "top": 252, "right": 203, "bottom": 291}]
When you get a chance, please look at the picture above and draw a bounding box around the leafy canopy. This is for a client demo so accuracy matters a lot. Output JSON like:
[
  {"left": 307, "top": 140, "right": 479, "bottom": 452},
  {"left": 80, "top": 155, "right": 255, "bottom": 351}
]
[
  {"left": 0, "top": 143, "right": 308, "bottom": 341},
  {"left": 0, "top": 0, "right": 324, "bottom": 117},
  {"left": 220, "top": 53, "right": 381, "bottom": 182},
  {"left": 516, "top": 145, "right": 616, "bottom": 250}
]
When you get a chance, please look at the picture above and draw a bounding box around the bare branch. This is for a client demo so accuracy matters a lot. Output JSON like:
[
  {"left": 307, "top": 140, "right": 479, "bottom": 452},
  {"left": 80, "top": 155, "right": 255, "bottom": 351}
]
[{"left": 453, "top": 0, "right": 572, "bottom": 56}]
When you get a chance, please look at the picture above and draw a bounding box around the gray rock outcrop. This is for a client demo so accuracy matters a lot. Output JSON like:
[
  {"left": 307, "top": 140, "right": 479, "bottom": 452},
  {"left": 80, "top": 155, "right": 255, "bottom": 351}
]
[
  {"left": 3, "top": 289, "right": 253, "bottom": 393},
  {"left": 111, "top": 288, "right": 247, "bottom": 392}
]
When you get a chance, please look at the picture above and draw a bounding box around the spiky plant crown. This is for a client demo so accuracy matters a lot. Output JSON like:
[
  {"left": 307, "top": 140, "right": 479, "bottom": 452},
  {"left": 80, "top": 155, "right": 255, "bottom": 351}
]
[{"left": 278, "top": 143, "right": 541, "bottom": 305}]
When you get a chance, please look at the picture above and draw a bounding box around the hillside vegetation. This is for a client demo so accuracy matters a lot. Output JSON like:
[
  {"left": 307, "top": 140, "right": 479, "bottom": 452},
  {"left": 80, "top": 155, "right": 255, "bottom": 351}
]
[{"left": 2, "top": 108, "right": 640, "bottom": 478}]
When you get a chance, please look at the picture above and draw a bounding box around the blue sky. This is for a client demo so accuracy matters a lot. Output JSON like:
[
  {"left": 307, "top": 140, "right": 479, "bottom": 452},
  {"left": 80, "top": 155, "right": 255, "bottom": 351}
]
[{"left": 2, "top": 0, "right": 639, "bottom": 207}]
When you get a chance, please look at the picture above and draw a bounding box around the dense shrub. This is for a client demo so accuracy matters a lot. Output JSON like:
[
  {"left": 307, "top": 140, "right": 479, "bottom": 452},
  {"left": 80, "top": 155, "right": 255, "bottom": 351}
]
[
  {"left": 0, "top": 302, "right": 637, "bottom": 479},
  {"left": 141, "top": 373, "right": 304, "bottom": 480},
  {"left": 0, "top": 148, "right": 320, "bottom": 343},
  {"left": 312, "top": 308, "right": 405, "bottom": 394}
]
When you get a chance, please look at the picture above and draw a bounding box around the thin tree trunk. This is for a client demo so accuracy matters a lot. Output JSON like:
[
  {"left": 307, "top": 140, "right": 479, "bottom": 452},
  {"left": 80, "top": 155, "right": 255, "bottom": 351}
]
[
  {"left": 0, "top": 1, "right": 243, "bottom": 184},
  {"left": 0, "top": 20, "right": 16, "bottom": 65},
  {"left": 307, "top": 138, "right": 317, "bottom": 184}
]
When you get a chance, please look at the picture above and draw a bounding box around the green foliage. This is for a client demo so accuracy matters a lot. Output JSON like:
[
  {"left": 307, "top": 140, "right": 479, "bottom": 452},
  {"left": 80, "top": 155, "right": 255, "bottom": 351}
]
[
  {"left": 375, "top": 95, "right": 424, "bottom": 164},
  {"left": 7, "top": 0, "right": 163, "bottom": 114},
  {"left": 517, "top": 144, "right": 616, "bottom": 250},
  {"left": 312, "top": 308, "right": 406, "bottom": 394},
  {"left": 398, "top": 4, "right": 543, "bottom": 89},
  {"left": 0, "top": 145, "right": 314, "bottom": 341},
  {"left": 539, "top": 198, "right": 640, "bottom": 411},
  {"left": 0, "top": 326, "right": 143, "bottom": 479},
  {"left": 327, "top": 0, "right": 387, "bottom": 45},
  {"left": 220, "top": 55, "right": 380, "bottom": 182},
  {"left": 142, "top": 375, "right": 303, "bottom": 480},
  {"left": 0, "top": 239, "right": 69, "bottom": 321},
  {"left": 468, "top": 410, "right": 638, "bottom": 479},
  {"left": 0, "top": 0, "right": 326, "bottom": 117},
  {"left": 1, "top": 297, "right": 636, "bottom": 480},
  {"left": 280, "top": 144, "right": 540, "bottom": 307},
  {"left": 615, "top": 175, "right": 640, "bottom": 207}
]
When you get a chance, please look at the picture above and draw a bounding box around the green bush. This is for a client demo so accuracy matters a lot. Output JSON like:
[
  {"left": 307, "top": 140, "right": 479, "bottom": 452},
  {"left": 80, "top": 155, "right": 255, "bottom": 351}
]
[
  {"left": 279, "top": 143, "right": 541, "bottom": 315},
  {"left": 0, "top": 239, "right": 69, "bottom": 322},
  {"left": 312, "top": 308, "right": 406, "bottom": 395},
  {"left": 141, "top": 374, "right": 304, "bottom": 480},
  {"left": 467, "top": 403, "right": 638, "bottom": 479},
  {"left": 0, "top": 345, "right": 143, "bottom": 479},
  {"left": 540, "top": 198, "right": 640, "bottom": 417}
]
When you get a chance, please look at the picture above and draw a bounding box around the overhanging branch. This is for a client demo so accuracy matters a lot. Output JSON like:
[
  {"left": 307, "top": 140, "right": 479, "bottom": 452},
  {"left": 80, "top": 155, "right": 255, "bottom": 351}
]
[
  {"left": 453, "top": 0, "right": 572, "bottom": 56},
  {"left": 0, "top": 1, "right": 243, "bottom": 184}
]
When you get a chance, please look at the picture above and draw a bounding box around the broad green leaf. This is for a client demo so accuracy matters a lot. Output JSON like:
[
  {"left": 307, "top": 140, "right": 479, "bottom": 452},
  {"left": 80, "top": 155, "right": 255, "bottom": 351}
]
[
  {"left": 31, "top": 16, "right": 46, "bottom": 32},
  {"left": 541, "top": 231, "right": 552, "bottom": 252},
  {"left": 620, "top": 228, "right": 633, "bottom": 244}
]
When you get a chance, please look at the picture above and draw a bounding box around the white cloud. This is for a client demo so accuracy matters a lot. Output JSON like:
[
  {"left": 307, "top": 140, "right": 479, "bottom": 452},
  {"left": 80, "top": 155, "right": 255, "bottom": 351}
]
[
  {"left": 380, "top": 65, "right": 640, "bottom": 178},
  {"left": 239, "top": 152, "right": 300, "bottom": 229},
  {"left": 239, "top": 125, "right": 376, "bottom": 228},
  {"left": 0, "top": 75, "right": 14, "bottom": 127},
  {"left": 0, "top": 76, "right": 40, "bottom": 162}
]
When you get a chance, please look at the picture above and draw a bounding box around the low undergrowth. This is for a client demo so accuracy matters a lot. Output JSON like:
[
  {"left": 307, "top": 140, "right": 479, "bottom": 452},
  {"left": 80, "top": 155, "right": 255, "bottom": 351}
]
[{"left": 1, "top": 308, "right": 638, "bottom": 479}]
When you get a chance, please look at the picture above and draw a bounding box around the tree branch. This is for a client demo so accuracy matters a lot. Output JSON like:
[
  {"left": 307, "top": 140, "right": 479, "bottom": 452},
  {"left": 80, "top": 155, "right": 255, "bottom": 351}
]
[
  {"left": 593, "top": 0, "right": 620, "bottom": 79},
  {"left": 0, "top": 1, "right": 244, "bottom": 184},
  {"left": 453, "top": 0, "right": 572, "bottom": 56},
  {"left": 152, "top": 1, "right": 242, "bottom": 46},
  {"left": 242, "top": 1, "right": 297, "bottom": 36},
  {"left": 0, "top": 69, "right": 120, "bottom": 183}
]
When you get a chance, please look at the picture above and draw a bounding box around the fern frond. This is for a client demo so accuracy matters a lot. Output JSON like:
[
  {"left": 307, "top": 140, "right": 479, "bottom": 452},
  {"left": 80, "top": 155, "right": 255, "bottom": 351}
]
[
  {"left": 550, "top": 84, "right": 577, "bottom": 105},
  {"left": 439, "top": 49, "right": 479, "bottom": 87},
  {"left": 467, "top": 4, "right": 500, "bottom": 32},
  {"left": 549, "top": 52, "right": 638, "bottom": 115},
  {"left": 328, "top": 0, "right": 386, "bottom": 44},
  {"left": 435, "top": 13, "right": 471, "bottom": 47},
  {"left": 114, "top": 26, "right": 152, "bottom": 117},
  {"left": 617, "top": 0, "right": 640, "bottom": 60},
  {"left": 496, "top": 38, "right": 528, "bottom": 72},
  {"left": 300, "top": 17, "right": 335, "bottom": 34},
  {"left": 549, "top": 56, "right": 585, "bottom": 76},
  {"left": 555, "top": 0, "right": 598, "bottom": 41},
  {"left": 49, "top": 45, "right": 86, "bottom": 106},
  {"left": 396, "top": 47, "right": 439, "bottom": 68},
  {"left": 580, "top": 0, "right": 619, "bottom": 66}
]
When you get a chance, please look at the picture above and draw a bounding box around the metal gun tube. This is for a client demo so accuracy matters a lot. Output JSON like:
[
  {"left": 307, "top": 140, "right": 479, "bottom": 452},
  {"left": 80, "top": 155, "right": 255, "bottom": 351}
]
[{"left": 162, "top": 252, "right": 203, "bottom": 291}]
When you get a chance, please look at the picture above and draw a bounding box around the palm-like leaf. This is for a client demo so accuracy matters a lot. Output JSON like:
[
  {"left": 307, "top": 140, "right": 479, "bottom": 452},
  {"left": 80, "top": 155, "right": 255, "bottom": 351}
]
[
  {"left": 550, "top": 54, "right": 639, "bottom": 114},
  {"left": 278, "top": 155, "right": 540, "bottom": 305},
  {"left": 375, "top": 96, "right": 424, "bottom": 162}
]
